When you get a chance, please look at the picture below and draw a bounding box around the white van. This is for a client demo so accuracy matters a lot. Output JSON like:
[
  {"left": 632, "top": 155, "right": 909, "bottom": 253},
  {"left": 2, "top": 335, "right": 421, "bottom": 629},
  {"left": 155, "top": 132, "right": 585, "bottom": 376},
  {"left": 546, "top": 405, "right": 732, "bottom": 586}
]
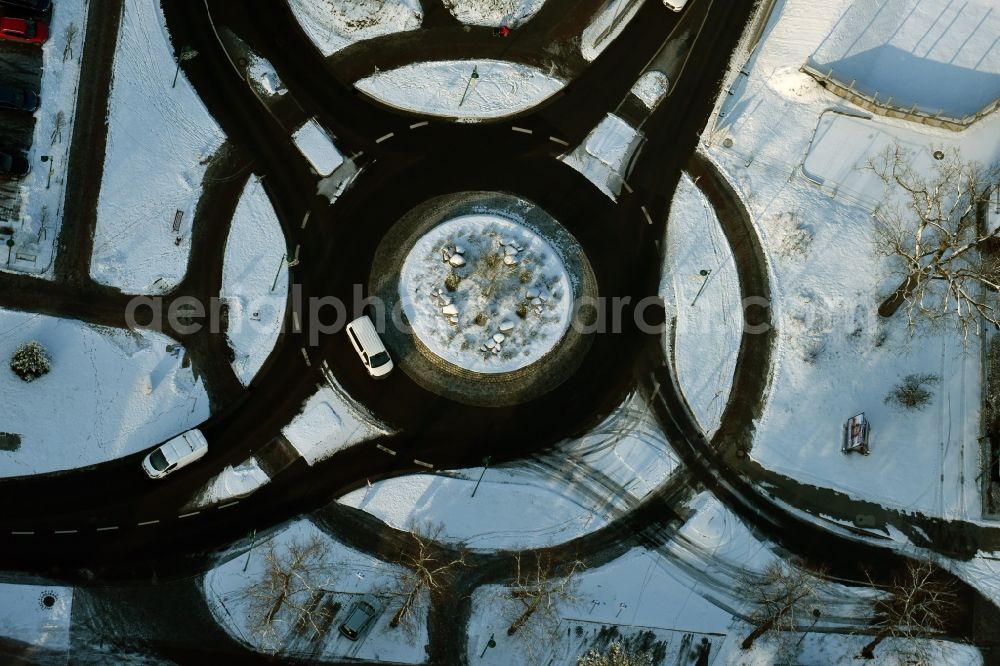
[
  {"left": 142, "top": 429, "right": 209, "bottom": 479},
  {"left": 663, "top": 0, "right": 687, "bottom": 10},
  {"left": 346, "top": 315, "right": 394, "bottom": 378}
]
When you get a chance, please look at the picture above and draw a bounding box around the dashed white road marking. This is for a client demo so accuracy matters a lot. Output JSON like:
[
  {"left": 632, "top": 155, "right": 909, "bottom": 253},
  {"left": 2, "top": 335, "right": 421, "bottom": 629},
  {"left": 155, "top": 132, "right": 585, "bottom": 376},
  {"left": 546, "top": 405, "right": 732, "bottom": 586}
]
[
  {"left": 218, "top": 501, "right": 239, "bottom": 509},
  {"left": 414, "top": 459, "right": 434, "bottom": 469},
  {"left": 549, "top": 136, "right": 569, "bottom": 146},
  {"left": 301, "top": 211, "right": 311, "bottom": 229},
  {"left": 54, "top": 529, "right": 78, "bottom": 534},
  {"left": 11, "top": 531, "right": 34, "bottom": 535},
  {"left": 376, "top": 444, "right": 397, "bottom": 456},
  {"left": 301, "top": 348, "right": 312, "bottom": 367},
  {"left": 511, "top": 126, "right": 532, "bottom": 134},
  {"left": 178, "top": 511, "right": 200, "bottom": 519},
  {"left": 376, "top": 132, "right": 395, "bottom": 143},
  {"left": 96, "top": 526, "right": 119, "bottom": 532},
  {"left": 641, "top": 206, "right": 653, "bottom": 225},
  {"left": 623, "top": 182, "right": 634, "bottom": 194},
  {"left": 138, "top": 520, "right": 160, "bottom": 526},
  {"left": 409, "top": 121, "right": 429, "bottom": 129}
]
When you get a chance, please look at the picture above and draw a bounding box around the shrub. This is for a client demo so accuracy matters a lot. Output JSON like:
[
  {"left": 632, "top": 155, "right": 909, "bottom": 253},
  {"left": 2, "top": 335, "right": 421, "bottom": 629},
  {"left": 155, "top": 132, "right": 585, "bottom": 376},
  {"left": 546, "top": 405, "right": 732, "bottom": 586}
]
[
  {"left": 10, "top": 341, "right": 50, "bottom": 382},
  {"left": 444, "top": 273, "right": 461, "bottom": 292},
  {"left": 516, "top": 303, "right": 528, "bottom": 319},
  {"left": 474, "top": 313, "right": 487, "bottom": 326},
  {"left": 885, "top": 374, "right": 940, "bottom": 410}
]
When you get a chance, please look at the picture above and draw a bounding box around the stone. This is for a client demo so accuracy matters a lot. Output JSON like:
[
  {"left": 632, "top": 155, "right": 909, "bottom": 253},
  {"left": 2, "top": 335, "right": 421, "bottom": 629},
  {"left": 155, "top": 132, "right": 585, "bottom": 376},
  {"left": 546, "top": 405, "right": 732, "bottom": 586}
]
[
  {"left": 449, "top": 254, "right": 466, "bottom": 267},
  {"left": 442, "top": 304, "right": 458, "bottom": 316},
  {"left": 503, "top": 256, "right": 517, "bottom": 266},
  {"left": 531, "top": 297, "right": 542, "bottom": 306},
  {"left": 486, "top": 339, "right": 496, "bottom": 349},
  {"left": 493, "top": 333, "right": 506, "bottom": 343},
  {"left": 499, "top": 320, "right": 514, "bottom": 332},
  {"left": 526, "top": 288, "right": 539, "bottom": 298},
  {"left": 505, "top": 246, "right": 518, "bottom": 256},
  {"left": 454, "top": 244, "right": 465, "bottom": 254},
  {"left": 501, "top": 237, "right": 513, "bottom": 245}
]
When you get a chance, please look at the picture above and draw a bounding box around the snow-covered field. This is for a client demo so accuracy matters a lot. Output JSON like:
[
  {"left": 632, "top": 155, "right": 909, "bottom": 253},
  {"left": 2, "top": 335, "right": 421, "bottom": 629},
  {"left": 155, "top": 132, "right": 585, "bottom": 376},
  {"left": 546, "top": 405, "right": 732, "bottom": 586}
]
[
  {"left": 399, "top": 214, "right": 572, "bottom": 373},
  {"left": 660, "top": 174, "right": 740, "bottom": 438},
  {"left": 283, "top": 374, "right": 389, "bottom": 465},
  {"left": 288, "top": 0, "right": 422, "bottom": 57},
  {"left": 341, "top": 392, "right": 678, "bottom": 550},
  {"left": 187, "top": 457, "right": 269, "bottom": 510},
  {"left": 563, "top": 113, "right": 642, "bottom": 199},
  {"left": 220, "top": 177, "right": 287, "bottom": 386},
  {"left": 808, "top": 0, "right": 1000, "bottom": 118},
  {"left": 1, "top": 0, "right": 88, "bottom": 278},
  {"left": 205, "top": 519, "right": 426, "bottom": 663},
  {"left": 0, "top": 308, "right": 208, "bottom": 477},
  {"left": 443, "top": 0, "right": 546, "bottom": 28},
  {"left": 706, "top": 0, "right": 993, "bottom": 520},
  {"left": 90, "top": 0, "right": 226, "bottom": 293},
  {"left": 355, "top": 60, "right": 564, "bottom": 120},
  {"left": 581, "top": 0, "right": 643, "bottom": 62}
]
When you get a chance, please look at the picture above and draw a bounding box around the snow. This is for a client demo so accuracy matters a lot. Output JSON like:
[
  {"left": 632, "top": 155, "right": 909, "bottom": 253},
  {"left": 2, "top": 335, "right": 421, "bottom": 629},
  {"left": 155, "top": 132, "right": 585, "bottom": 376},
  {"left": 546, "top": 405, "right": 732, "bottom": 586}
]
[
  {"left": 221, "top": 177, "right": 288, "bottom": 386},
  {"left": 247, "top": 53, "right": 285, "bottom": 97},
  {"left": 355, "top": 60, "right": 565, "bottom": 121},
  {"left": 660, "top": 174, "right": 740, "bottom": 438},
  {"left": 443, "top": 0, "right": 546, "bottom": 28},
  {"left": 288, "top": 0, "right": 422, "bottom": 57},
  {"left": 205, "top": 519, "right": 426, "bottom": 663},
  {"left": 0, "top": 584, "right": 73, "bottom": 654},
  {"left": 705, "top": 0, "right": 994, "bottom": 521},
  {"left": 807, "top": 0, "right": 1000, "bottom": 118},
  {"left": 282, "top": 374, "right": 390, "bottom": 465},
  {"left": 399, "top": 214, "right": 572, "bottom": 374},
  {"left": 563, "top": 113, "right": 642, "bottom": 199},
  {"left": 292, "top": 119, "right": 343, "bottom": 177},
  {"left": 341, "top": 392, "right": 678, "bottom": 550},
  {"left": 631, "top": 70, "right": 669, "bottom": 110},
  {"left": 0, "top": 308, "right": 209, "bottom": 477},
  {"left": 90, "top": 0, "right": 226, "bottom": 293},
  {"left": 581, "top": 0, "right": 644, "bottom": 62},
  {"left": 1, "top": 0, "right": 89, "bottom": 278},
  {"left": 187, "top": 457, "right": 270, "bottom": 509}
]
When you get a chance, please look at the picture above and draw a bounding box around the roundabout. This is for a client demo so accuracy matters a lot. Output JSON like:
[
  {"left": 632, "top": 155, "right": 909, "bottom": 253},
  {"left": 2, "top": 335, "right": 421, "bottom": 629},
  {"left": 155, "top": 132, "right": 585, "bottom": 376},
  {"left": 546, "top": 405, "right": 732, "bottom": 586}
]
[{"left": 370, "top": 191, "right": 597, "bottom": 406}]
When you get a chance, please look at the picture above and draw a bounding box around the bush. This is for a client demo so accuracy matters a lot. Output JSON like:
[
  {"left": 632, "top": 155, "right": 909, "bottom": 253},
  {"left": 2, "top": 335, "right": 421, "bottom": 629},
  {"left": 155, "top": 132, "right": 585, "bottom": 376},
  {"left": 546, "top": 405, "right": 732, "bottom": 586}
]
[
  {"left": 516, "top": 303, "right": 528, "bottom": 319},
  {"left": 577, "top": 642, "right": 653, "bottom": 666},
  {"left": 885, "top": 373, "right": 940, "bottom": 410},
  {"left": 10, "top": 341, "right": 50, "bottom": 382},
  {"left": 474, "top": 313, "right": 487, "bottom": 326},
  {"left": 444, "top": 273, "right": 461, "bottom": 292}
]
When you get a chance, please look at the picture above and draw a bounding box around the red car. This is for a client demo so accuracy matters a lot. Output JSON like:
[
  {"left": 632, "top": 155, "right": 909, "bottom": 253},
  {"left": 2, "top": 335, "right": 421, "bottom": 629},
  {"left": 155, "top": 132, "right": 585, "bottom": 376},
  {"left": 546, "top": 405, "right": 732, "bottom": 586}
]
[{"left": 0, "top": 17, "right": 48, "bottom": 44}]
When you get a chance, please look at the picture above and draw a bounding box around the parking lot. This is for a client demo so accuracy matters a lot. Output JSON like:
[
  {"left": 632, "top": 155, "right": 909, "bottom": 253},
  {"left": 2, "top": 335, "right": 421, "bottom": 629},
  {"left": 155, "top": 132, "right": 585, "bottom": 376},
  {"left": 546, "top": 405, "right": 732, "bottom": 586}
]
[{"left": 0, "top": 7, "right": 48, "bottom": 221}]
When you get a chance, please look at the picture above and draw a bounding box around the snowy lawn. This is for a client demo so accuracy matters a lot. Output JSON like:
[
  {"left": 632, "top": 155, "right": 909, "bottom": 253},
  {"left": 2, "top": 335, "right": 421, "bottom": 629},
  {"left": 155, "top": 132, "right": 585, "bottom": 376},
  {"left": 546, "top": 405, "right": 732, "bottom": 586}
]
[
  {"left": 399, "top": 214, "right": 572, "bottom": 373},
  {"left": 282, "top": 375, "right": 389, "bottom": 465},
  {"left": 563, "top": 113, "right": 642, "bottom": 199},
  {"left": 90, "top": 0, "right": 226, "bottom": 293},
  {"left": 355, "top": 60, "right": 564, "bottom": 120},
  {"left": 706, "top": 0, "right": 992, "bottom": 520},
  {"left": 2, "top": 0, "right": 88, "bottom": 278},
  {"left": 443, "top": 0, "right": 545, "bottom": 28},
  {"left": 808, "top": 0, "right": 1000, "bottom": 117},
  {"left": 581, "top": 0, "right": 644, "bottom": 62},
  {"left": 660, "top": 174, "right": 740, "bottom": 438},
  {"left": 0, "top": 308, "right": 208, "bottom": 477},
  {"left": 205, "top": 519, "right": 426, "bottom": 663},
  {"left": 288, "top": 0, "right": 422, "bottom": 57},
  {"left": 186, "top": 457, "right": 269, "bottom": 510},
  {"left": 0, "top": 584, "right": 73, "bottom": 655},
  {"left": 220, "top": 177, "right": 288, "bottom": 386},
  {"left": 341, "top": 393, "right": 679, "bottom": 550}
]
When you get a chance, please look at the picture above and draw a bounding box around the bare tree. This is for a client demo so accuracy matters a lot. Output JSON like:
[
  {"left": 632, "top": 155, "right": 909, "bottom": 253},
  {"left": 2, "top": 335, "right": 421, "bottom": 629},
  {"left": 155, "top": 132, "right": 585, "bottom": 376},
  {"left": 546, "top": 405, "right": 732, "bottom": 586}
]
[
  {"left": 737, "top": 561, "right": 820, "bottom": 650},
  {"left": 388, "top": 526, "right": 466, "bottom": 632},
  {"left": 504, "top": 552, "right": 585, "bottom": 636},
  {"left": 869, "top": 144, "right": 1000, "bottom": 338},
  {"left": 860, "top": 560, "right": 958, "bottom": 660},
  {"left": 577, "top": 641, "right": 654, "bottom": 666},
  {"left": 246, "top": 535, "right": 334, "bottom": 653}
]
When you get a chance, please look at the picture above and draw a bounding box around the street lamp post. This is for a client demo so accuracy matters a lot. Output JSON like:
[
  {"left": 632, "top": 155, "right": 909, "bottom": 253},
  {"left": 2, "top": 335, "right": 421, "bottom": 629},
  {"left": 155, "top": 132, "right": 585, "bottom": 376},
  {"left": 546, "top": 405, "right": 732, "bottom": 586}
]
[
  {"left": 690, "top": 269, "right": 712, "bottom": 306},
  {"left": 471, "top": 456, "right": 492, "bottom": 497},
  {"left": 173, "top": 46, "right": 199, "bottom": 88},
  {"left": 795, "top": 608, "right": 822, "bottom": 649},
  {"left": 5, "top": 237, "right": 14, "bottom": 265},
  {"left": 479, "top": 633, "right": 496, "bottom": 658},
  {"left": 242, "top": 528, "right": 258, "bottom": 572},
  {"left": 459, "top": 66, "right": 480, "bottom": 107}
]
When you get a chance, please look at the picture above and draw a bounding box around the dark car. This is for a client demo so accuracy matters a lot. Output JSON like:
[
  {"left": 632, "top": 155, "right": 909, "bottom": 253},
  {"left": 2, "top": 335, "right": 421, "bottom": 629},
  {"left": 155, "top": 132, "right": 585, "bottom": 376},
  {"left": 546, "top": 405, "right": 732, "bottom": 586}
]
[
  {"left": 338, "top": 597, "right": 381, "bottom": 640},
  {"left": 0, "top": 84, "right": 38, "bottom": 112},
  {"left": 0, "top": 150, "right": 29, "bottom": 178},
  {"left": 0, "top": 0, "right": 52, "bottom": 12}
]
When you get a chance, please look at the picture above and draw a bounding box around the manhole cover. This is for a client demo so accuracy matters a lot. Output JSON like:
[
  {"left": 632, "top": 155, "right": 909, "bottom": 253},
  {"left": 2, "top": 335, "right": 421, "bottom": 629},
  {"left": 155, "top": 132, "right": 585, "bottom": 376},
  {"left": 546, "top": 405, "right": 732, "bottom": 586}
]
[
  {"left": 39, "top": 591, "right": 57, "bottom": 609},
  {"left": 722, "top": 137, "right": 734, "bottom": 148},
  {"left": 933, "top": 150, "right": 945, "bottom": 160}
]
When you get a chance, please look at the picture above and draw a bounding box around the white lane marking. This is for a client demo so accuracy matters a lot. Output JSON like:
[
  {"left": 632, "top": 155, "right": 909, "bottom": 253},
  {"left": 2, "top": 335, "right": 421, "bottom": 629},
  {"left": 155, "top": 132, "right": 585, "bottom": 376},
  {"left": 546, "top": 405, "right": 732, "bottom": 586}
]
[
  {"left": 641, "top": 206, "right": 653, "bottom": 225},
  {"left": 137, "top": 520, "right": 160, "bottom": 526},
  {"left": 178, "top": 511, "right": 200, "bottom": 519},
  {"left": 376, "top": 444, "right": 397, "bottom": 456},
  {"left": 11, "top": 531, "right": 34, "bottom": 535},
  {"left": 96, "top": 526, "right": 119, "bottom": 532},
  {"left": 301, "top": 348, "right": 312, "bottom": 367},
  {"left": 409, "top": 121, "right": 429, "bottom": 129},
  {"left": 549, "top": 136, "right": 569, "bottom": 146},
  {"left": 511, "top": 126, "right": 532, "bottom": 134},
  {"left": 301, "top": 211, "right": 311, "bottom": 229},
  {"left": 623, "top": 182, "right": 634, "bottom": 194},
  {"left": 218, "top": 501, "right": 239, "bottom": 509},
  {"left": 376, "top": 132, "right": 395, "bottom": 143},
  {"left": 54, "top": 529, "right": 78, "bottom": 534},
  {"left": 414, "top": 459, "right": 434, "bottom": 469}
]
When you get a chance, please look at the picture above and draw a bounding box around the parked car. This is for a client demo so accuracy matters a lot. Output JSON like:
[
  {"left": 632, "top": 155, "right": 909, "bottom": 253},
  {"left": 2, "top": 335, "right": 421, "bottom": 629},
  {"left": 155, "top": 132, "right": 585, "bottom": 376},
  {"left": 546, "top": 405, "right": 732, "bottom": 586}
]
[
  {"left": 345, "top": 315, "right": 393, "bottom": 378},
  {"left": 0, "top": 0, "right": 53, "bottom": 12},
  {"left": 0, "top": 17, "right": 48, "bottom": 44},
  {"left": 0, "top": 83, "right": 38, "bottom": 112},
  {"left": 339, "top": 597, "right": 382, "bottom": 640},
  {"left": 141, "top": 429, "right": 209, "bottom": 479},
  {"left": 663, "top": 0, "right": 687, "bottom": 10},
  {"left": 0, "top": 149, "right": 29, "bottom": 178}
]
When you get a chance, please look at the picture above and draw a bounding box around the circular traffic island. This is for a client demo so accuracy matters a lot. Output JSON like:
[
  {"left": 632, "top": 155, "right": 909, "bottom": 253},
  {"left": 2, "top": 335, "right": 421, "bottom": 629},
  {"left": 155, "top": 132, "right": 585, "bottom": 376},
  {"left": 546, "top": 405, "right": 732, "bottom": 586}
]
[{"left": 370, "top": 192, "right": 597, "bottom": 406}]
